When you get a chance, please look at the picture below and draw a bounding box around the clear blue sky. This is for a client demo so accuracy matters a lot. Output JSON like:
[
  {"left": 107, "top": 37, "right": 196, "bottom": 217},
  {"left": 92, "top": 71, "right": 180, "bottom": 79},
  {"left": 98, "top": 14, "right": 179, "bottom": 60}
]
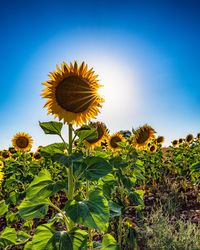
[{"left": 1, "top": 0, "right": 200, "bottom": 150}]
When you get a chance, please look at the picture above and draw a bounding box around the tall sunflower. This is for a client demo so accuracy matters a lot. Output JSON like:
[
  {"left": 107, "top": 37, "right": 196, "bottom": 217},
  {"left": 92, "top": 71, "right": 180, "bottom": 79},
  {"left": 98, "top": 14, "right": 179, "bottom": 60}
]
[
  {"left": 85, "top": 122, "right": 109, "bottom": 149},
  {"left": 132, "top": 124, "right": 156, "bottom": 149},
  {"left": 12, "top": 132, "right": 33, "bottom": 152},
  {"left": 41, "top": 61, "right": 104, "bottom": 125},
  {"left": 197, "top": 132, "right": 200, "bottom": 141},
  {"left": 109, "top": 132, "right": 125, "bottom": 152}
]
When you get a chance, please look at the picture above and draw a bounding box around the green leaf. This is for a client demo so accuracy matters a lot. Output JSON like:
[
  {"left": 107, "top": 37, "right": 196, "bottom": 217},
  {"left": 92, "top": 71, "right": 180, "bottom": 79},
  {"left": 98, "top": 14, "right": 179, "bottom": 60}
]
[
  {"left": 25, "top": 169, "right": 64, "bottom": 201},
  {"left": 83, "top": 156, "right": 112, "bottom": 181},
  {"left": 24, "top": 223, "right": 87, "bottom": 250},
  {"left": 109, "top": 202, "right": 122, "bottom": 218},
  {"left": 17, "top": 231, "right": 30, "bottom": 244},
  {"left": 0, "top": 227, "right": 17, "bottom": 248},
  {"left": 191, "top": 162, "right": 200, "bottom": 173},
  {"left": 39, "top": 121, "right": 63, "bottom": 135},
  {"left": 65, "top": 189, "right": 109, "bottom": 232},
  {"left": 102, "top": 234, "right": 119, "bottom": 250},
  {"left": 18, "top": 199, "right": 49, "bottom": 220},
  {"left": 128, "top": 190, "right": 145, "bottom": 209},
  {"left": 75, "top": 126, "right": 98, "bottom": 142},
  {"left": 0, "top": 200, "right": 8, "bottom": 216},
  {"left": 41, "top": 143, "right": 66, "bottom": 157},
  {"left": 109, "top": 156, "right": 128, "bottom": 169}
]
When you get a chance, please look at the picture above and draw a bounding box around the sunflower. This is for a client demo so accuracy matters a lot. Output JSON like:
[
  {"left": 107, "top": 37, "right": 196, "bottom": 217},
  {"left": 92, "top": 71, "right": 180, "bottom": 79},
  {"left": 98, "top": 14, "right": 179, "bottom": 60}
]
[
  {"left": 0, "top": 160, "right": 4, "bottom": 170},
  {"left": 185, "top": 134, "right": 194, "bottom": 144},
  {"left": 132, "top": 124, "right": 156, "bottom": 149},
  {"left": 172, "top": 139, "right": 178, "bottom": 147},
  {"left": 0, "top": 171, "right": 4, "bottom": 183},
  {"left": 85, "top": 122, "right": 109, "bottom": 149},
  {"left": 41, "top": 61, "right": 104, "bottom": 125},
  {"left": 149, "top": 144, "right": 157, "bottom": 153},
  {"left": 197, "top": 132, "right": 200, "bottom": 141},
  {"left": 156, "top": 136, "right": 164, "bottom": 144},
  {"left": 1, "top": 150, "right": 10, "bottom": 159},
  {"left": 178, "top": 138, "right": 184, "bottom": 144},
  {"left": 12, "top": 132, "right": 33, "bottom": 152},
  {"left": 109, "top": 132, "right": 126, "bottom": 152}
]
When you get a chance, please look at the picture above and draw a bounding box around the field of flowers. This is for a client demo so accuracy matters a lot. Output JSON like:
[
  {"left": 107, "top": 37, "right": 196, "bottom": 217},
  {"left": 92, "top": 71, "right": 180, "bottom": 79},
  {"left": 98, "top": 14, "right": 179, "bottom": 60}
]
[{"left": 0, "top": 61, "right": 199, "bottom": 250}]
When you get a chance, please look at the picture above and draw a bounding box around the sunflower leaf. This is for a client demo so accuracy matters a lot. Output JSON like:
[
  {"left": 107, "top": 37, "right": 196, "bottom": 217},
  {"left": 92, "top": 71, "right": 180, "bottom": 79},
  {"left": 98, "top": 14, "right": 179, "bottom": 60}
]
[{"left": 39, "top": 121, "right": 63, "bottom": 135}]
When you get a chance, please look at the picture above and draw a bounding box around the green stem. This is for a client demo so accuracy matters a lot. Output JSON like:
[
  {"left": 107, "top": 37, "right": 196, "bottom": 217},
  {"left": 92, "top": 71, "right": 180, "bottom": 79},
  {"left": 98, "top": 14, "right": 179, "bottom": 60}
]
[
  {"left": 68, "top": 123, "right": 74, "bottom": 229},
  {"left": 86, "top": 179, "right": 93, "bottom": 250},
  {"left": 117, "top": 181, "right": 124, "bottom": 247},
  {"left": 49, "top": 201, "right": 69, "bottom": 231}
]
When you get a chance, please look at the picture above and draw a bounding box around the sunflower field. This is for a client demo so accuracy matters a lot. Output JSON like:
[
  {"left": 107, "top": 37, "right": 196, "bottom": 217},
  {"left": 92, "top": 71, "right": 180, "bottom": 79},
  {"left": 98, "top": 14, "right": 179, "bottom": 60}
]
[{"left": 0, "top": 61, "right": 199, "bottom": 250}]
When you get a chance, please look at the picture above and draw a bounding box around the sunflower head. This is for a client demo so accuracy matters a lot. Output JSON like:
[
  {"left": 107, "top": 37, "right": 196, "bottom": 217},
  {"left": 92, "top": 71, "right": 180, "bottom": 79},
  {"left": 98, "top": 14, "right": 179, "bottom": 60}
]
[
  {"left": 172, "top": 139, "right": 178, "bottom": 147},
  {"left": 0, "top": 171, "right": 4, "bottom": 184},
  {"left": 1, "top": 150, "right": 10, "bottom": 159},
  {"left": 0, "top": 160, "right": 4, "bottom": 170},
  {"left": 8, "top": 147, "right": 17, "bottom": 154},
  {"left": 41, "top": 61, "right": 104, "bottom": 125},
  {"left": 12, "top": 132, "right": 33, "bottom": 152},
  {"left": 156, "top": 136, "right": 164, "bottom": 144},
  {"left": 132, "top": 124, "right": 156, "bottom": 149},
  {"left": 185, "top": 134, "right": 194, "bottom": 144},
  {"left": 84, "top": 122, "right": 109, "bottom": 149},
  {"left": 178, "top": 138, "right": 184, "bottom": 144},
  {"left": 149, "top": 144, "right": 157, "bottom": 153},
  {"left": 197, "top": 132, "right": 200, "bottom": 141},
  {"left": 109, "top": 132, "right": 126, "bottom": 152}
]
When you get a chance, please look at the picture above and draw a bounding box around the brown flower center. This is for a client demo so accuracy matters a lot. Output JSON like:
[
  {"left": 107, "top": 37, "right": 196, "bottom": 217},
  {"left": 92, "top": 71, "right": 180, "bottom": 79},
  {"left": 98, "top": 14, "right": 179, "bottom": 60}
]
[
  {"left": 16, "top": 137, "right": 29, "bottom": 148},
  {"left": 150, "top": 145, "right": 155, "bottom": 152},
  {"left": 56, "top": 75, "right": 95, "bottom": 113},
  {"left": 137, "top": 130, "right": 150, "bottom": 144},
  {"left": 110, "top": 136, "right": 121, "bottom": 148}
]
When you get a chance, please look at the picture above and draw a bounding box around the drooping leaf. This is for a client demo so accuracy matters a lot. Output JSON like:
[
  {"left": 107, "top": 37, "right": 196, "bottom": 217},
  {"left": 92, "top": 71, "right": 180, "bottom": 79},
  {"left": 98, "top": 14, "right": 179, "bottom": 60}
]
[
  {"left": 191, "top": 162, "right": 200, "bottom": 173},
  {"left": 101, "top": 234, "right": 119, "bottom": 250},
  {"left": 0, "top": 200, "right": 8, "bottom": 216},
  {"left": 24, "top": 223, "right": 87, "bottom": 250},
  {"left": 39, "top": 121, "right": 63, "bottom": 135},
  {"left": 18, "top": 199, "right": 49, "bottom": 220},
  {"left": 25, "top": 169, "right": 65, "bottom": 201},
  {"left": 65, "top": 189, "right": 109, "bottom": 232},
  {"left": 0, "top": 227, "right": 17, "bottom": 248}
]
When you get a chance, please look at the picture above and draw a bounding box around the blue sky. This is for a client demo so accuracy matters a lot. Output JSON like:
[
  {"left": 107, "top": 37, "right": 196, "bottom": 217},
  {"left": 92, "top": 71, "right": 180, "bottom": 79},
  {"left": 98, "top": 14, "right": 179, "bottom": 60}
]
[{"left": 1, "top": 0, "right": 200, "bottom": 150}]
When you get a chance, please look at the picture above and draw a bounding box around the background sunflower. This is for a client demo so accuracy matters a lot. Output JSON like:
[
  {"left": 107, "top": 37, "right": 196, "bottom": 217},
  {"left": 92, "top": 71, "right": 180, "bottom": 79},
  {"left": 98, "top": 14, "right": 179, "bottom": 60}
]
[
  {"left": 12, "top": 132, "right": 33, "bottom": 152},
  {"left": 109, "top": 132, "right": 125, "bottom": 152},
  {"left": 132, "top": 124, "right": 156, "bottom": 149}
]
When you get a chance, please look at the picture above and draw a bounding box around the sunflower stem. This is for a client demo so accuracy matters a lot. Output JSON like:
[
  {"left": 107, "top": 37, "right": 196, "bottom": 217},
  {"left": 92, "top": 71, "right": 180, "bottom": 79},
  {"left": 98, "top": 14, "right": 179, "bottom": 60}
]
[
  {"left": 67, "top": 123, "right": 75, "bottom": 229},
  {"left": 86, "top": 179, "right": 93, "bottom": 250}
]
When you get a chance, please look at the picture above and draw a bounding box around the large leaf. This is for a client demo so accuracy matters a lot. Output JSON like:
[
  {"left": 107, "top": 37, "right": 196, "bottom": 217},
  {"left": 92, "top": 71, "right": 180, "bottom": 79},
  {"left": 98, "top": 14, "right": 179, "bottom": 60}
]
[
  {"left": 18, "top": 170, "right": 65, "bottom": 219},
  {"left": 109, "top": 202, "right": 122, "bottom": 218},
  {"left": 0, "top": 227, "right": 17, "bottom": 248},
  {"left": 0, "top": 200, "right": 8, "bottom": 216},
  {"left": 25, "top": 169, "right": 65, "bottom": 201},
  {"left": 41, "top": 143, "right": 66, "bottom": 157},
  {"left": 82, "top": 156, "right": 112, "bottom": 181},
  {"left": 18, "top": 199, "right": 49, "bottom": 220},
  {"left": 101, "top": 234, "right": 119, "bottom": 250},
  {"left": 65, "top": 189, "right": 109, "bottom": 232},
  {"left": 39, "top": 121, "right": 63, "bottom": 135},
  {"left": 24, "top": 223, "right": 87, "bottom": 250}
]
